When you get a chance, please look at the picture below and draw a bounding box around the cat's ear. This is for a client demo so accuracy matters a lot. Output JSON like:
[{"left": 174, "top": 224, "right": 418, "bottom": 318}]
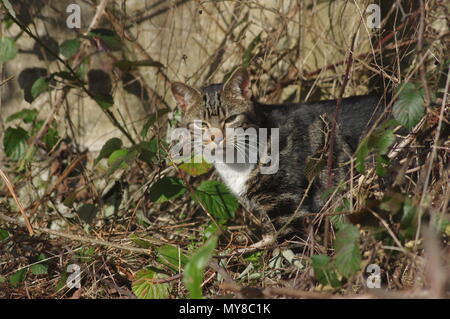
[
  {"left": 171, "top": 82, "right": 202, "bottom": 111},
  {"left": 223, "top": 67, "right": 251, "bottom": 99}
]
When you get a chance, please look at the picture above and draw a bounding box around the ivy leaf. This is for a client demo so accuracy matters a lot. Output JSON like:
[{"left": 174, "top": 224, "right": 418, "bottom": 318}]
[
  {"left": 311, "top": 255, "right": 340, "bottom": 288},
  {"left": 132, "top": 269, "right": 171, "bottom": 299},
  {"left": 95, "top": 137, "right": 123, "bottom": 165},
  {"left": 393, "top": 83, "right": 425, "bottom": 129},
  {"left": 148, "top": 177, "right": 186, "bottom": 203},
  {"left": 183, "top": 235, "right": 217, "bottom": 299},
  {"left": 9, "top": 268, "right": 27, "bottom": 287},
  {"left": 6, "top": 109, "right": 38, "bottom": 124},
  {"left": 157, "top": 245, "right": 189, "bottom": 273},
  {"left": 334, "top": 224, "right": 361, "bottom": 278},
  {"left": 0, "top": 37, "right": 18, "bottom": 63},
  {"left": 31, "top": 77, "right": 49, "bottom": 100},
  {"left": 60, "top": 39, "right": 80, "bottom": 59},
  {"left": 195, "top": 181, "right": 239, "bottom": 221},
  {"left": 3, "top": 127, "right": 29, "bottom": 160}
]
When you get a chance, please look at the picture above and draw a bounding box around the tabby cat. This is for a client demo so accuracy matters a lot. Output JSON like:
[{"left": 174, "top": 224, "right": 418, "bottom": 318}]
[{"left": 171, "top": 67, "right": 381, "bottom": 243}]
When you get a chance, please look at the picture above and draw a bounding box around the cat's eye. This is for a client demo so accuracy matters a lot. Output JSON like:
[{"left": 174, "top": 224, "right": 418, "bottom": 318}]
[
  {"left": 225, "top": 114, "right": 240, "bottom": 123},
  {"left": 190, "top": 121, "right": 209, "bottom": 129}
]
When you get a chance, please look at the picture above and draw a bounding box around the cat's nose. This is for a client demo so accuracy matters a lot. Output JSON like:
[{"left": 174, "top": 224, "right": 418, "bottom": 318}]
[
  {"left": 204, "top": 128, "right": 223, "bottom": 144},
  {"left": 210, "top": 134, "right": 222, "bottom": 143}
]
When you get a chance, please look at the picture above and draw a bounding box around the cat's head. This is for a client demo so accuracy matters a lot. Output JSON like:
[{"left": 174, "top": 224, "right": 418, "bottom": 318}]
[
  {"left": 171, "top": 67, "right": 256, "bottom": 127},
  {"left": 171, "top": 67, "right": 258, "bottom": 159}
]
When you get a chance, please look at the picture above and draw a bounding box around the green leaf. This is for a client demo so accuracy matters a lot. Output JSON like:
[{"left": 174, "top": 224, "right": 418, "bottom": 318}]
[
  {"left": 76, "top": 62, "right": 87, "bottom": 79},
  {"left": 0, "top": 37, "right": 18, "bottom": 63},
  {"left": 393, "top": 83, "right": 425, "bottom": 129},
  {"left": 370, "top": 129, "right": 395, "bottom": 155},
  {"left": 31, "top": 263, "right": 48, "bottom": 275},
  {"left": 148, "top": 177, "right": 186, "bottom": 203},
  {"left": 355, "top": 137, "right": 369, "bottom": 174},
  {"left": 332, "top": 199, "right": 351, "bottom": 230},
  {"left": 93, "top": 94, "right": 114, "bottom": 109},
  {"left": 311, "top": 255, "right": 340, "bottom": 288},
  {"left": 157, "top": 245, "right": 189, "bottom": 273},
  {"left": 183, "top": 235, "right": 217, "bottom": 299},
  {"left": 9, "top": 268, "right": 27, "bottom": 287},
  {"left": 356, "top": 127, "right": 394, "bottom": 175},
  {"left": 141, "top": 139, "right": 168, "bottom": 162},
  {"left": 129, "top": 233, "right": 152, "bottom": 249},
  {"left": 31, "top": 77, "right": 49, "bottom": 100},
  {"left": 77, "top": 204, "right": 98, "bottom": 223},
  {"left": 195, "top": 181, "right": 239, "bottom": 221},
  {"left": 334, "top": 224, "right": 361, "bottom": 278},
  {"left": 107, "top": 148, "right": 138, "bottom": 175},
  {"left": 375, "top": 154, "right": 389, "bottom": 177},
  {"left": 56, "top": 271, "right": 68, "bottom": 291},
  {"left": 60, "top": 39, "right": 80, "bottom": 59},
  {"left": 95, "top": 137, "right": 123, "bottom": 165},
  {"left": 0, "top": 229, "right": 9, "bottom": 241},
  {"left": 43, "top": 127, "right": 59, "bottom": 150},
  {"left": 108, "top": 149, "right": 130, "bottom": 167},
  {"left": 178, "top": 155, "right": 212, "bottom": 176},
  {"left": 203, "top": 222, "right": 220, "bottom": 240},
  {"left": 401, "top": 198, "right": 417, "bottom": 229},
  {"left": 115, "top": 59, "right": 164, "bottom": 71},
  {"left": 140, "top": 109, "right": 170, "bottom": 138},
  {"left": 133, "top": 141, "right": 162, "bottom": 164},
  {"left": 3, "top": 127, "right": 29, "bottom": 160},
  {"left": 6, "top": 109, "right": 38, "bottom": 124},
  {"left": 132, "top": 269, "right": 171, "bottom": 299},
  {"left": 77, "top": 247, "right": 96, "bottom": 261},
  {"left": 88, "top": 28, "right": 122, "bottom": 51}
]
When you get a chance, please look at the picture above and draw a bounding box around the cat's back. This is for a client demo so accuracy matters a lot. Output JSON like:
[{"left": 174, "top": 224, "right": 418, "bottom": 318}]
[{"left": 257, "top": 95, "right": 381, "bottom": 150}]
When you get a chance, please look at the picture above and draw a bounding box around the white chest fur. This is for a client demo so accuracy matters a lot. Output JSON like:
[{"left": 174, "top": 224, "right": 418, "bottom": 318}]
[{"left": 214, "top": 163, "right": 255, "bottom": 197}]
